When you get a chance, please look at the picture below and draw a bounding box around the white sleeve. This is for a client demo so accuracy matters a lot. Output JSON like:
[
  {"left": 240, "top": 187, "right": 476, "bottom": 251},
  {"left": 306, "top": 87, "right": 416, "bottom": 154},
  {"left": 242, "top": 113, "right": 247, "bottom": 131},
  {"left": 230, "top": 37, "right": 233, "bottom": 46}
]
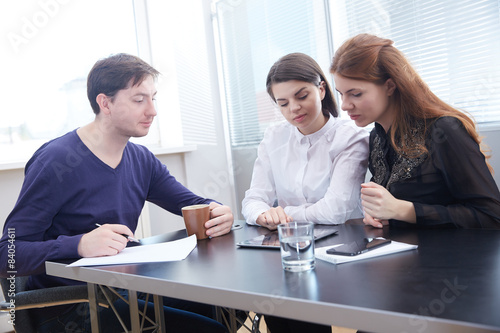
[{"left": 241, "top": 132, "right": 277, "bottom": 225}]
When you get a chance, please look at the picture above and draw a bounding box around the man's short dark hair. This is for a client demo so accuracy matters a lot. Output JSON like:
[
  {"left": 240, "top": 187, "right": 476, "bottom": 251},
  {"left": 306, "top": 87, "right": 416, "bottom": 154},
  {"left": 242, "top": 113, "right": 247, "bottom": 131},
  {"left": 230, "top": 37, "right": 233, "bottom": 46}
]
[{"left": 87, "top": 53, "right": 160, "bottom": 114}]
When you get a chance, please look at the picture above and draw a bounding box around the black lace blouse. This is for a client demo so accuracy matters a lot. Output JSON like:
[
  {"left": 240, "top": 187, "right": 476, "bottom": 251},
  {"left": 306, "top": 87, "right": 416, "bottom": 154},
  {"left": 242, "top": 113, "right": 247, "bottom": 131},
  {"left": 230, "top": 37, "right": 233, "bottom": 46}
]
[{"left": 369, "top": 116, "right": 500, "bottom": 228}]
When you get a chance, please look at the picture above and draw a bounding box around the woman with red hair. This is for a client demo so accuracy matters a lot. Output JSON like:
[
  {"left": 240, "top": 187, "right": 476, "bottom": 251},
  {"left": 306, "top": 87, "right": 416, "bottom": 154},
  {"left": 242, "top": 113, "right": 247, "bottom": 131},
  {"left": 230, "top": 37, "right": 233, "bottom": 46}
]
[{"left": 330, "top": 33, "right": 500, "bottom": 229}]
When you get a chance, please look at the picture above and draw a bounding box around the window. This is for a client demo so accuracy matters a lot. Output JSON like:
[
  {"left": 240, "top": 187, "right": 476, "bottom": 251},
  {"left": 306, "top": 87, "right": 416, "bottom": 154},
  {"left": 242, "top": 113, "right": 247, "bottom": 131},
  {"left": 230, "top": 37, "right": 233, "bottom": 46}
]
[
  {"left": 146, "top": 0, "right": 217, "bottom": 146},
  {"left": 214, "top": 0, "right": 500, "bottom": 152},
  {"left": 212, "top": 0, "right": 332, "bottom": 147},
  {"left": 0, "top": 0, "right": 157, "bottom": 164}
]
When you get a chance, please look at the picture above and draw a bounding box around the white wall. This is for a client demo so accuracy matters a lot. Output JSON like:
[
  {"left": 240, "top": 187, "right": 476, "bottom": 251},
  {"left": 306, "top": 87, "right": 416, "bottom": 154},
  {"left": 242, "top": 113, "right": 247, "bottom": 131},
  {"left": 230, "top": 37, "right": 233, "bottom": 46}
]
[
  {"left": 0, "top": 168, "right": 24, "bottom": 226},
  {"left": 480, "top": 127, "right": 500, "bottom": 187}
]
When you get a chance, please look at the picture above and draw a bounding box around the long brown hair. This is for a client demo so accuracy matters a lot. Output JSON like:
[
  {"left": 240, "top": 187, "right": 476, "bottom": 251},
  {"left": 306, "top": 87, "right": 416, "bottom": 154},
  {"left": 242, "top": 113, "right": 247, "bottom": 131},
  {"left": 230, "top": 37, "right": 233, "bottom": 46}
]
[
  {"left": 267, "top": 53, "right": 338, "bottom": 118},
  {"left": 330, "top": 34, "right": 490, "bottom": 169}
]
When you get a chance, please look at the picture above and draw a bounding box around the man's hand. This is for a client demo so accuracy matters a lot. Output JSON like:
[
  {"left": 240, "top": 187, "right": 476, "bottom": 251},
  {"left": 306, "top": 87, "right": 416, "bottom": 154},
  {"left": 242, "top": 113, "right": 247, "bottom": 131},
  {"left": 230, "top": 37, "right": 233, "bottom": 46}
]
[
  {"left": 78, "top": 224, "right": 134, "bottom": 257},
  {"left": 205, "top": 202, "right": 234, "bottom": 237}
]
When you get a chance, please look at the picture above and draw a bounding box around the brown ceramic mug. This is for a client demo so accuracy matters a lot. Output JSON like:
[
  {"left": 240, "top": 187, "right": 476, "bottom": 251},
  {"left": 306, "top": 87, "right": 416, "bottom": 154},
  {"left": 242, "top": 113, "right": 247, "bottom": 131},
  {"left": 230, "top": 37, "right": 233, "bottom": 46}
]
[{"left": 181, "top": 204, "right": 210, "bottom": 240}]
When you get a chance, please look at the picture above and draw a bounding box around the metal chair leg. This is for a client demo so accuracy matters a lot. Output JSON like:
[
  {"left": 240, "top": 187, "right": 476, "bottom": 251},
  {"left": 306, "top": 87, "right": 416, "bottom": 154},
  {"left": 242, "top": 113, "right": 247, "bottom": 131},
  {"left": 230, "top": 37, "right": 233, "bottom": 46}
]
[{"left": 251, "top": 312, "right": 263, "bottom": 333}]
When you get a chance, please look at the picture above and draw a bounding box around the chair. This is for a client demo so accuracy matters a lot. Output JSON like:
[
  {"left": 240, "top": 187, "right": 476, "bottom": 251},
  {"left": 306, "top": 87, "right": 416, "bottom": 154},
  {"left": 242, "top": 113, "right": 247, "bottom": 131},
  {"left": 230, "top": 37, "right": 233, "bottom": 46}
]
[
  {"left": 215, "top": 308, "right": 267, "bottom": 333},
  {"left": 0, "top": 276, "right": 105, "bottom": 333}
]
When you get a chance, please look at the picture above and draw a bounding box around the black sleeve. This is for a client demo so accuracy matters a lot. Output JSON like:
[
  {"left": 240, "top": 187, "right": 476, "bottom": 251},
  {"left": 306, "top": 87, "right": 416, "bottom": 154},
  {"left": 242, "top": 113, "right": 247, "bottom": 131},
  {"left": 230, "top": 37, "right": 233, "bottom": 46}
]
[{"left": 413, "top": 117, "right": 500, "bottom": 229}]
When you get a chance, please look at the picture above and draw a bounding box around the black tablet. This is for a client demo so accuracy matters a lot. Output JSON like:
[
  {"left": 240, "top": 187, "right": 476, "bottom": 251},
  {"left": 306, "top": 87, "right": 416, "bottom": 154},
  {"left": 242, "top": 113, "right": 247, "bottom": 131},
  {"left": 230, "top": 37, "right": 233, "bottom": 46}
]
[{"left": 236, "top": 225, "right": 338, "bottom": 249}]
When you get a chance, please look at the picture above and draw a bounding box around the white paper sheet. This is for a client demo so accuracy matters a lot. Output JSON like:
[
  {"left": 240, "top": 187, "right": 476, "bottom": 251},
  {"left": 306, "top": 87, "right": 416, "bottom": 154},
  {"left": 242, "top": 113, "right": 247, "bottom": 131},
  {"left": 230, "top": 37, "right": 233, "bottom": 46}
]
[
  {"left": 67, "top": 234, "right": 197, "bottom": 267},
  {"left": 315, "top": 240, "right": 417, "bottom": 265}
]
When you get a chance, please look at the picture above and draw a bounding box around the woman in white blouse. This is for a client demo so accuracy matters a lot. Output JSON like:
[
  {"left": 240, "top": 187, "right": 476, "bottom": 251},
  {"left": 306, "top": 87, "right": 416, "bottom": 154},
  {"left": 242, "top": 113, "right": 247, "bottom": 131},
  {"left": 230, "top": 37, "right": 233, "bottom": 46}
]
[{"left": 242, "top": 53, "right": 370, "bottom": 230}]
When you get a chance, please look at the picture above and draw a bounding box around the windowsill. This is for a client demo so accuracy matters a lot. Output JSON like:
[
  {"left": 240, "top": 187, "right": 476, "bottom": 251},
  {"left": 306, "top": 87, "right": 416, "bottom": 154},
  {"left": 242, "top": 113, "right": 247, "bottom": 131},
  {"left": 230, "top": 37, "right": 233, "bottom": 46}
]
[
  {"left": 149, "top": 144, "right": 197, "bottom": 156},
  {"left": 0, "top": 145, "right": 198, "bottom": 171}
]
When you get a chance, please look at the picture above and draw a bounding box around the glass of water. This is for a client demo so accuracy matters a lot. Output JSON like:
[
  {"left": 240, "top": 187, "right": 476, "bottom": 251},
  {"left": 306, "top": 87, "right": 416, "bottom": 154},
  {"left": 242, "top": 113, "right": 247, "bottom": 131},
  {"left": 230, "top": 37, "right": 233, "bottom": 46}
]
[{"left": 278, "top": 222, "right": 315, "bottom": 272}]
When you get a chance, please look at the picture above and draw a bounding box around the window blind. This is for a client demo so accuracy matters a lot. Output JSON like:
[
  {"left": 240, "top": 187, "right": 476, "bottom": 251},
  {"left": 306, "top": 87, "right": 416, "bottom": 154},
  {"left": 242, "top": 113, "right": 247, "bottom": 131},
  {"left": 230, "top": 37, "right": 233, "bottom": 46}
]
[
  {"left": 212, "top": 0, "right": 332, "bottom": 147},
  {"left": 175, "top": 37, "right": 218, "bottom": 146},
  {"left": 330, "top": 0, "right": 500, "bottom": 127},
  {"left": 173, "top": 1, "right": 218, "bottom": 146}
]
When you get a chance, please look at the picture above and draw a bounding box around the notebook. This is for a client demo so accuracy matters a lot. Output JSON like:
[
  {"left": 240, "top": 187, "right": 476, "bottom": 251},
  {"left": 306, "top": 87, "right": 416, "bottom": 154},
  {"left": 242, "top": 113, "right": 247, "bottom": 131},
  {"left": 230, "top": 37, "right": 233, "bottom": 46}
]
[
  {"left": 315, "top": 240, "right": 418, "bottom": 264},
  {"left": 236, "top": 225, "right": 338, "bottom": 249}
]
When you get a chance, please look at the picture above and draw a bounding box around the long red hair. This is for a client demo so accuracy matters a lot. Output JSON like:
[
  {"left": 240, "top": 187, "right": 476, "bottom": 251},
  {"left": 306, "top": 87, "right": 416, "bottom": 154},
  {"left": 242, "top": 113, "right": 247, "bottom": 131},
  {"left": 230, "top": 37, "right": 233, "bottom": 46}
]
[{"left": 330, "top": 34, "right": 491, "bottom": 170}]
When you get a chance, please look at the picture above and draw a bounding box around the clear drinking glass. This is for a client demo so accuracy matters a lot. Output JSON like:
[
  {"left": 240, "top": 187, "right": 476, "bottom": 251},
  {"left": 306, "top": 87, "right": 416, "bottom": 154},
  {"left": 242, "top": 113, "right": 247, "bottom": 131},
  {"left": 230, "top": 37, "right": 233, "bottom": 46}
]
[{"left": 278, "top": 222, "right": 315, "bottom": 272}]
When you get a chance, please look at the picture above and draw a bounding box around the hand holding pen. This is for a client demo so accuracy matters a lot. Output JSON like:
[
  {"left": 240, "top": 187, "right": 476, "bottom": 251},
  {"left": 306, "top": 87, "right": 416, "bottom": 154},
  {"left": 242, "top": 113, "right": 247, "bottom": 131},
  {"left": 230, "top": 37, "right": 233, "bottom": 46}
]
[
  {"left": 77, "top": 223, "right": 139, "bottom": 258},
  {"left": 95, "top": 224, "right": 140, "bottom": 243}
]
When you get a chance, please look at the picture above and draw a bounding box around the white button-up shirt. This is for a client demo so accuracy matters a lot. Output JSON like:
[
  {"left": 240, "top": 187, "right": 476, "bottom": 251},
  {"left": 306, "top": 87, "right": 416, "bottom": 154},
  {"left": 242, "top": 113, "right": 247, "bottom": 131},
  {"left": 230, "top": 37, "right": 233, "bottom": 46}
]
[{"left": 242, "top": 116, "right": 369, "bottom": 225}]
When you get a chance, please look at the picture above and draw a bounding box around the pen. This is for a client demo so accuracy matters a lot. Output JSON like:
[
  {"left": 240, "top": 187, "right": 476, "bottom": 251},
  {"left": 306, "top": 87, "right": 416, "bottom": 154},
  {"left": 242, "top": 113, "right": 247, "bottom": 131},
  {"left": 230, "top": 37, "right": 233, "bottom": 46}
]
[{"left": 95, "top": 223, "right": 141, "bottom": 243}]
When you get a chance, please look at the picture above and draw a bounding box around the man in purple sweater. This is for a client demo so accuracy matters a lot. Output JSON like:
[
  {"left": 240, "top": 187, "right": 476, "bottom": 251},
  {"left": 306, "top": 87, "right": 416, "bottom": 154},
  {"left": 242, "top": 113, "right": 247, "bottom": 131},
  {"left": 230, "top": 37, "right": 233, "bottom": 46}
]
[{"left": 0, "top": 53, "right": 233, "bottom": 332}]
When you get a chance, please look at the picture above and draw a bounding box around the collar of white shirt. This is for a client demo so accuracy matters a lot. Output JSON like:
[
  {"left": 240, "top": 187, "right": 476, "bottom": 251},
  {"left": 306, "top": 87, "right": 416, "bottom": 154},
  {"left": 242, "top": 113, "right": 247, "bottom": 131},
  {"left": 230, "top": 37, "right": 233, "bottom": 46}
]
[{"left": 293, "top": 116, "right": 336, "bottom": 145}]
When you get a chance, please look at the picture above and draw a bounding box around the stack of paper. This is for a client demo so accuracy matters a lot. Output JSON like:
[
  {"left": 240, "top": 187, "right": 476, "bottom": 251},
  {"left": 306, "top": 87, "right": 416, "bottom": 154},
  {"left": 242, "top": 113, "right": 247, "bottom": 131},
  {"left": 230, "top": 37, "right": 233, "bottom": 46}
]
[
  {"left": 68, "top": 234, "right": 197, "bottom": 267},
  {"left": 315, "top": 241, "right": 418, "bottom": 265}
]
